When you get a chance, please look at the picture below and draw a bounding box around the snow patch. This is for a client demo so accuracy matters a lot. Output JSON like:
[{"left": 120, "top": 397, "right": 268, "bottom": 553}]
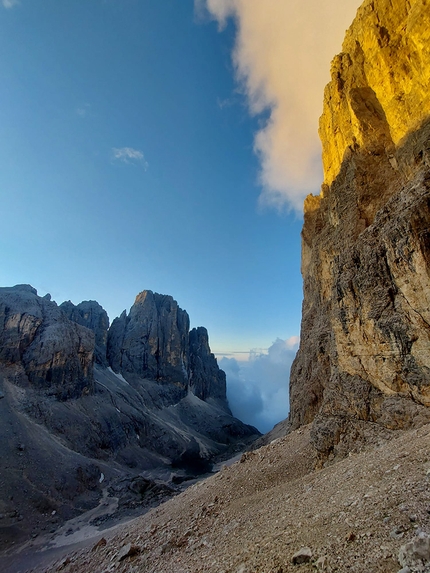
[{"left": 107, "top": 367, "right": 130, "bottom": 385}]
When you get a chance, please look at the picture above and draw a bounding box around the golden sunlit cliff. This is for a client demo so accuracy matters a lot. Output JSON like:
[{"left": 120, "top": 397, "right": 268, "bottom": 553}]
[
  {"left": 291, "top": 0, "right": 430, "bottom": 463},
  {"left": 319, "top": 0, "right": 430, "bottom": 189}
]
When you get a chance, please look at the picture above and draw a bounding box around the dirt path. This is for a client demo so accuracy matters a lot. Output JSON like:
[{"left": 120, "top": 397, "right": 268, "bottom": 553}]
[{"left": 0, "top": 489, "right": 134, "bottom": 573}]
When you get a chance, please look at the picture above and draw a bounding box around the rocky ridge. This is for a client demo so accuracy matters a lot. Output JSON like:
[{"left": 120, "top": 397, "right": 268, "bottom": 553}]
[{"left": 290, "top": 0, "right": 430, "bottom": 463}]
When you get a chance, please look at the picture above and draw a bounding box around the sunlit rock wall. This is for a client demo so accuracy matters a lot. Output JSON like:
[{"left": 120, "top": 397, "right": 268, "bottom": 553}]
[{"left": 290, "top": 0, "right": 430, "bottom": 462}]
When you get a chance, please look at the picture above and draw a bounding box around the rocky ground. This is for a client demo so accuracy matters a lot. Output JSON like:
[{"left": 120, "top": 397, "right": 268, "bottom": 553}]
[{"left": 3, "top": 422, "right": 429, "bottom": 573}]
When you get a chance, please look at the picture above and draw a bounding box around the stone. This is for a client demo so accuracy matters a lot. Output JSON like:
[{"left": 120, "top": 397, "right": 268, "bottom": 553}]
[
  {"left": 117, "top": 542, "right": 140, "bottom": 561},
  {"left": 292, "top": 547, "right": 312, "bottom": 565},
  {"left": 92, "top": 537, "right": 107, "bottom": 551},
  {"left": 56, "top": 556, "right": 71, "bottom": 570},
  {"left": 289, "top": 0, "right": 430, "bottom": 462},
  {"left": 315, "top": 555, "right": 329, "bottom": 571},
  {"left": 390, "top": 528, "right": 405, "bottom": 540},
  {"left": 398, "top": 533, "right": 430, "bottom": 570}
]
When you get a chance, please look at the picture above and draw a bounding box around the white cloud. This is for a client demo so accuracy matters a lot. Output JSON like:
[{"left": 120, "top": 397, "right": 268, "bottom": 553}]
[
  {"left": 2, "top": 0, "right": 20, "bottom": 8},
  {"left": 112, "top": 147, "right": 148, "bottom": 169},
  {"left": 216, "top": 96, "right": 236, "bottom": 110},
  {"left": 196, "top": 0, "right": 360, "bottom": 211},
  {"left": 219, "top": 336, "right": 299, "bottom": 433}
]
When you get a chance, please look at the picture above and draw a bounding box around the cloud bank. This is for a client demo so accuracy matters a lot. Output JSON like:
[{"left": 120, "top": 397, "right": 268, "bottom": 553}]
[
  {"left": 219, "top": 336, "right": 299, "bottom": 433},
  {"left": 196, "top": 0, "right": 359, "bottom": 211},
  {"left": 112, "top": 147, "right": 148, "bottom": 169}
]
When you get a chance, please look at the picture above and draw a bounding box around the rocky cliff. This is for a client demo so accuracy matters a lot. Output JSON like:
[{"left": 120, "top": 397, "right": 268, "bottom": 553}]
[
  {"left": 290, "top": 0, "right": 430, "bottom": 462},
  {"left": 0, "top": 285, "right": 258, "bottom": 549},
  {"left": 60, "top": 299, "right": 109, "bottom": 367},
  {"left": 189, "top": 326, "right": 228, "bottom": 405},
  {"left": 0, "top": 285, "right": 94, "bottom": 400},
  {"left": 107, "top": 291, "right": 190, "bottom": 390},
  {"left": 105, "top": 291, "right": 231, "bottom": 411}
]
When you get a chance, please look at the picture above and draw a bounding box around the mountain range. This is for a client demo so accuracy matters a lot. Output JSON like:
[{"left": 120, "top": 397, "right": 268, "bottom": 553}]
[{"left": 0, "top": 285, "right": 259, "bottom": 549}]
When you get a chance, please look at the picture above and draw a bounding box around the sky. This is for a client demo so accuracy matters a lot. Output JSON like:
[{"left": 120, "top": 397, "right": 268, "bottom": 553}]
[{"left": 0, "top": 0, "right": 359, "bottom": 432}]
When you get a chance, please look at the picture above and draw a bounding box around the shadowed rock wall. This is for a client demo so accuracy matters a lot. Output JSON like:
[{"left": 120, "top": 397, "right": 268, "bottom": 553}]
[
  {"left": 60, "top": 299, "right": 109, "bottom": 366},
  {"left": 189, "top": 326, "right": 229, "bottom": 407},
  {"left": 0, "top": 285, "right": 94, "bottom": 400},
  {"left": 107, "top": 291, "right": 190, "bottom": 389},
  {"left": 0, "top": 286, "right": 259, "bottom": 547}
]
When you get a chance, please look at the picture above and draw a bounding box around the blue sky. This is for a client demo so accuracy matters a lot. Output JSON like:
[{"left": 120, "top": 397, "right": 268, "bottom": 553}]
[{"left": 0, "top": 0, "right": 359, "bottom": 430}]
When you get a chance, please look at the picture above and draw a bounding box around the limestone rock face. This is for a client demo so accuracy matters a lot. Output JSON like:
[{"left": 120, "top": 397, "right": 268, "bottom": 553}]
[
  {"left": 0, "top": 284, "right": 94, "bottom": 399},
  {"left": 189, "top": 326, "right": 228, "bottom": 407},
  {"left": 107, "top": 290, "right": 190, "bottom": 390},
  {"left": 319, "top": 0, "right": 430, "bottom": 188},
  {"left": 60, "top": 300, "right": 109, "bottom": 366},
  {"left": 290, "top": 0, "right": 430, "bottom": 461}
]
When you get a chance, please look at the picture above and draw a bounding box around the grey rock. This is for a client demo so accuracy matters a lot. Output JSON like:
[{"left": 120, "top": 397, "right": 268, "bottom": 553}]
[
  {"left": 92, "top": 537, "right": 107, "bottom": 551},
  {"left": 0, "top": 284, "right": 260, "bottom": 552},
  {"left": 398, "top": 533, "right": 430, "bottom": 569},
  {"left": 0, "top": 284, "right": 94, "bottom": 400},
  {"left": 391, "top": 528, "right": 405, "bottom": 540},
  {"left": 315, "top": 555, "right": 329, "bottom": 571},
  {"left": 56, "top": 556, "right": 71, "bottom": 568},
  {"left": 107, "top": 290, "right": 190, "bottom": 389},
  {"left": 60, "top": 299, "right": 109, "bottom": 366},
  {"left": 117, "top": 542, "right": 140, "bottom": 561},
  {"left": 292, "top": 547, "right": 313, "bottom": 565},
  {"left": 189, "top": 326, "right": 228, "bottom": 407}
]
